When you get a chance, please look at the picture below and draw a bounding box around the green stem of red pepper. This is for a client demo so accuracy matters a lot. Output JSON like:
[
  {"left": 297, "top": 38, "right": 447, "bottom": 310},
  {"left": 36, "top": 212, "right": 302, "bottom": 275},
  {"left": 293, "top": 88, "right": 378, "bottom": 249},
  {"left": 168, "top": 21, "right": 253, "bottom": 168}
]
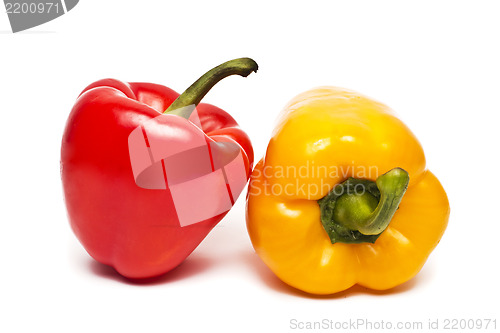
[
  {"left": 318, "top": 167, "right": 410, "bottom": 244},
  {"left": 164, "top": 58, "right": 258, "bottom": 119}
]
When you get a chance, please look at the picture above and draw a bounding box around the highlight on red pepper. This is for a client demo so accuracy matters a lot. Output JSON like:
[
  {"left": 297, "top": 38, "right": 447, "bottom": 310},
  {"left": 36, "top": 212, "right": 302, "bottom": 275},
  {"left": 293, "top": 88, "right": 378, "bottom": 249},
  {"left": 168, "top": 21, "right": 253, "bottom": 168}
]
[{"left": 61, "top": 58, "right": 258, "bottom": 279}]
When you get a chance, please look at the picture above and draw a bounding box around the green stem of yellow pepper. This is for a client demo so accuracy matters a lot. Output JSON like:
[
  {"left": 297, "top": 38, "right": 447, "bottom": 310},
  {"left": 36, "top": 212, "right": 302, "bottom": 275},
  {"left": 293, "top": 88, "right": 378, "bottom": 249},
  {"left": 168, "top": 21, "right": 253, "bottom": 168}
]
[{"left": 318, "top": 168, "right": 410, "bottom": 244}]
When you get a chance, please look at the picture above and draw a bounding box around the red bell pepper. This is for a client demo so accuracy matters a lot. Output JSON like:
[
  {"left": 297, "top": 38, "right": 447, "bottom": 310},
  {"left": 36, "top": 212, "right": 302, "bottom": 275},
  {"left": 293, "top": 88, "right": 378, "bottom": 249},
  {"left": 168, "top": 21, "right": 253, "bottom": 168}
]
[{"left": 61, "top": 58, "right": 257, "bottom": 278}]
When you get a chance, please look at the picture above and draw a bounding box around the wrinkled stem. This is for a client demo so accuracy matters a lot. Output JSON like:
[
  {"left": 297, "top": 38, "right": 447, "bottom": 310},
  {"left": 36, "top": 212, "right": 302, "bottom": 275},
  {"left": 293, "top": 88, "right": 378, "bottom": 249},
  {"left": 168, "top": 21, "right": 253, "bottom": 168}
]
[{"left": 318, "top": 168, "right": 410, "bottom": 244}]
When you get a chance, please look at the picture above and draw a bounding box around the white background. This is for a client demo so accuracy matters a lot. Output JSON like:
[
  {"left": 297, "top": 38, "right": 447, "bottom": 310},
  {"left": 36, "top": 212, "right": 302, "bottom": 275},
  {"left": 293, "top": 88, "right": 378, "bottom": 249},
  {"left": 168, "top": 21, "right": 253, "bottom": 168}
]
[{"left": 1, "top": 1, "right": 499, "bottom": 332}]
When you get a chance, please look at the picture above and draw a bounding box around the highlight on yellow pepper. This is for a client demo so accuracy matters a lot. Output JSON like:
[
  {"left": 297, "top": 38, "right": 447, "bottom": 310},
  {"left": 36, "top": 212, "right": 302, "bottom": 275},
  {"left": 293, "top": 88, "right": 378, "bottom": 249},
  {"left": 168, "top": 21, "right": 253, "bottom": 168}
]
[{"left": 246, "top": 87, "right": 450, "bottom": 295}]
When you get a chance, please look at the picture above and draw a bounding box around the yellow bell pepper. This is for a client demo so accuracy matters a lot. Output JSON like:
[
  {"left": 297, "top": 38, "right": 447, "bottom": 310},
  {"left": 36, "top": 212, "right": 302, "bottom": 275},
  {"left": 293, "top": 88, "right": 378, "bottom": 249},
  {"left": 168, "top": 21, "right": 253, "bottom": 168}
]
[{"left": 246, "top": 87, "right": 450, "bottom": 295}]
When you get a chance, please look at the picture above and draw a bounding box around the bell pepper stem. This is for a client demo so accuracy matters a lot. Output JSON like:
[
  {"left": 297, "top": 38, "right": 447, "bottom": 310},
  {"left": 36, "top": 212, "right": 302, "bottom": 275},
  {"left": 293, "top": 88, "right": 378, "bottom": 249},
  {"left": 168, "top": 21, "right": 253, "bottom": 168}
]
[
  {"left": 318, "top": 167, "right": 409, "bottom": 244},
  {"left": 164, "top": 57, "right": 258, "bottom": 118},
  {"left": 354, "top": 168, "right": 409, "bottom": 235}
]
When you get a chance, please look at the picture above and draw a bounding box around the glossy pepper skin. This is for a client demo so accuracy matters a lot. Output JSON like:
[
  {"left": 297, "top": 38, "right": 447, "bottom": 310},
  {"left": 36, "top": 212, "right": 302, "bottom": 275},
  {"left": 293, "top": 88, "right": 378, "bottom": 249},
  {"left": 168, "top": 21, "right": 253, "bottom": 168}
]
[
  {"left": 246, "top": 87, "right": 449, "bottom": 295},
  {"left": 62, "top": 59, "right": 257, "bottom": 278}
]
